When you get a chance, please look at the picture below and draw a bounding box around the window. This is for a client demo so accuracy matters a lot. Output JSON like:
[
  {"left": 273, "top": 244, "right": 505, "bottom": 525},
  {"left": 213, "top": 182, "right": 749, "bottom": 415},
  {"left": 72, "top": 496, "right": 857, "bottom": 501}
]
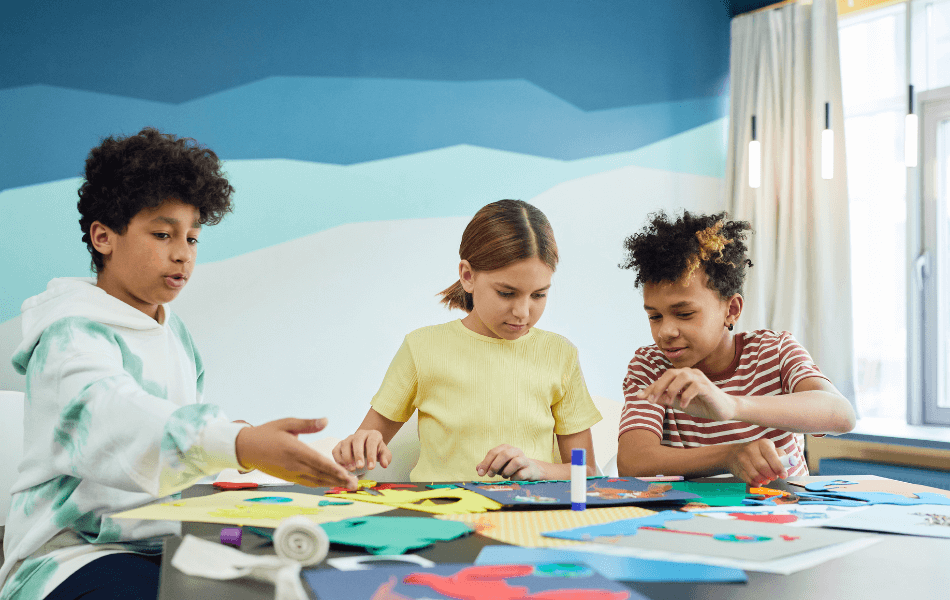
[
  {"left": 840, "top": 4, "right": 908, "bottom": 420},
  {"left": 920, "top": 88, "right": 950, "bottom": 424},
  {"left": 840, "top": 0, "right": 950, "bottom": 424}
]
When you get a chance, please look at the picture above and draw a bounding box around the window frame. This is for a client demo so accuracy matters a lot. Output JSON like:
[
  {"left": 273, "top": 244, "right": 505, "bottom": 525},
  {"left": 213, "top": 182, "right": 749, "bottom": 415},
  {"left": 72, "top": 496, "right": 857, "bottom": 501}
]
[{"left": 918, "top": 86, "right": 950, "bottom": 425}]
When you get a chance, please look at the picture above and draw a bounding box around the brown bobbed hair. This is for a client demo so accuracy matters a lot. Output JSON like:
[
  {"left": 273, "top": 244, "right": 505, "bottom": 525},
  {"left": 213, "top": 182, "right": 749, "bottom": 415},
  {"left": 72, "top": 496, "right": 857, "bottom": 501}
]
[{"left": 439, "top": 199, "right": 558, "bottom": 312}]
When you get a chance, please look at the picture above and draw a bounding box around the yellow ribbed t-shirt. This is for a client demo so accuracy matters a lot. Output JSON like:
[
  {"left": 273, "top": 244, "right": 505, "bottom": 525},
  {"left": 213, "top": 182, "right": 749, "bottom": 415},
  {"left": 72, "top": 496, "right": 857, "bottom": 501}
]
[{"left": 371, "top": 319, "right": 602, "bottom": 482}]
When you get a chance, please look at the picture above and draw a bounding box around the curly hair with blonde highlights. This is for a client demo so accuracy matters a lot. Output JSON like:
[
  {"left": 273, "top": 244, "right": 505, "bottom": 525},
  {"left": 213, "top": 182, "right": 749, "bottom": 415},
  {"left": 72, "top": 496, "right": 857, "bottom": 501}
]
[{"left": 620, "top": 210, "right": 753, "bottom": 299}]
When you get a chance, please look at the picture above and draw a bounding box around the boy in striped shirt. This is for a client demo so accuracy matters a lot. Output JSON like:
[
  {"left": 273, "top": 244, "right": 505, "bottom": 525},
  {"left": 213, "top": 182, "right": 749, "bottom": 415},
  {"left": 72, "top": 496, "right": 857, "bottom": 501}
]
[{"left": 617, "top": 211, "right": 855, "bottom": 485}]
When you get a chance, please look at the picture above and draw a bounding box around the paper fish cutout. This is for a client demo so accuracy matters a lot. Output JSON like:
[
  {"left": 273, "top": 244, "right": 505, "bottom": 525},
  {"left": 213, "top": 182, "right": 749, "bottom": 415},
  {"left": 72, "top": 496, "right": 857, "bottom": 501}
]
[
  {"left": 326, "top": 487, "right": 503, "bottom": 514},
  {"left": 320, "top": 517, "right": 472, "bottom": 555}
]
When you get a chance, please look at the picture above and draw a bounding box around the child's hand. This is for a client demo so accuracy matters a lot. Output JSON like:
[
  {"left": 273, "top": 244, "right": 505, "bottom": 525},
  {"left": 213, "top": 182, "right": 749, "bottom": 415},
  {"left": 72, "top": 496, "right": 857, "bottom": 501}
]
[
  {"left": 636, "top": 368, "right": 738, "bottom": 421},
  {"left": 476, "top": 445, "right": 545, "bottom": 481},
  {"left": 235, "top": 418, "right": 358, "bottom": 490},
  {"left": 726, "top": 438, "right": 788, "bottom": 485},
  {"left": 332, "top": 430, "right": 393, "bottom": 473}
]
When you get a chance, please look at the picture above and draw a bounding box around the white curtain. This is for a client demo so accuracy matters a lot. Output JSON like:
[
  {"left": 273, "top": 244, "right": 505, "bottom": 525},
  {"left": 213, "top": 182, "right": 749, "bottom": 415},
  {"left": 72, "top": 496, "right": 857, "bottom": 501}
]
[{"left": 726, "top": 0, "right": 856, "bottom": 406}]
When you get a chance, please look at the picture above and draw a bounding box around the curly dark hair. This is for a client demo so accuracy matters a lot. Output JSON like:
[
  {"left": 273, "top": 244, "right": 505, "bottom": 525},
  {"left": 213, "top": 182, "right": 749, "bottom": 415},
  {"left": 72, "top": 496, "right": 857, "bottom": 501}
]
[
  {"left": 620, "top": 210, "right": 753, "bottom": 299},
  {"left": 77, "top": 127, "right": 234, "bottom": 273}
]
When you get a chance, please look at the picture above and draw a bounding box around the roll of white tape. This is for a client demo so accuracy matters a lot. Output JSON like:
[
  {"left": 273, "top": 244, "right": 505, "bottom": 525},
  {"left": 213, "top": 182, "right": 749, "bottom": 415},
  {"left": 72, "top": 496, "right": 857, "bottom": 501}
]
[{"left": 273, "top": 516, "right": 329, "bottom": 566}]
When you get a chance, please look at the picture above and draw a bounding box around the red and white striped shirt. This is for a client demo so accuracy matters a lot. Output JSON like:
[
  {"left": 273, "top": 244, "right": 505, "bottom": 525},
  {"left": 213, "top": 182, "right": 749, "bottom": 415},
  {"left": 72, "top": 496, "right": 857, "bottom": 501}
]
[{"left": 619, "top": 329, "right": 829, "bottom": 476}]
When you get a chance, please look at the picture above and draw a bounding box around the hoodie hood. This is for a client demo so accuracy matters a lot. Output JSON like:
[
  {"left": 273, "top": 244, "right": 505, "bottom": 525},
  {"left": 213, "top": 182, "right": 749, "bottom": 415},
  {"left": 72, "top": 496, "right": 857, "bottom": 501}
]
[{"left": 13, "top": 277, "right": 168, "bottom": 374}]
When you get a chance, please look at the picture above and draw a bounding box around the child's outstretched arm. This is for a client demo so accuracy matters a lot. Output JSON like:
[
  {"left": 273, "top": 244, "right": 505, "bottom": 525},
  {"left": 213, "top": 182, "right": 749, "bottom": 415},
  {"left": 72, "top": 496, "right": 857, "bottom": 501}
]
[
  {"left": 618, "top": 429, "right": 789, "bottom": 486},
  {"left": 475, "top": 429, "right": 597, "bottom": 481},
  {"left": 332, "top": 408, "right": 404, "bottom": 473},
  {"left": 236, "top": 418, "right": 358, "bottom": 489},
  {"left": 637, "top": 370, "right": 856, "bottom": 434}
]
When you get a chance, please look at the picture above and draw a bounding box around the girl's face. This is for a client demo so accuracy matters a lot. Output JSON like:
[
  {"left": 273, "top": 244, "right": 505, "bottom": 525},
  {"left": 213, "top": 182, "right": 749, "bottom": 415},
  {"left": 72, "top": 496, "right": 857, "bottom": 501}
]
[
  {"left": 460, "top": 256, "right": 553, "bottom": 340},
  {"left": 642, "top": 271, "right": 742, "bottom": 375}
]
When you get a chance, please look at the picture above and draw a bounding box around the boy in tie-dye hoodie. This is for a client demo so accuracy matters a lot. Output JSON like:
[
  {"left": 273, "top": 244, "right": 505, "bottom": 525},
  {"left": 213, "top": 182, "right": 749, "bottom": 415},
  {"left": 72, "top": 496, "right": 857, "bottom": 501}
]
[{"left": 0, "top": 128, "right": 356, "bottom": 600}]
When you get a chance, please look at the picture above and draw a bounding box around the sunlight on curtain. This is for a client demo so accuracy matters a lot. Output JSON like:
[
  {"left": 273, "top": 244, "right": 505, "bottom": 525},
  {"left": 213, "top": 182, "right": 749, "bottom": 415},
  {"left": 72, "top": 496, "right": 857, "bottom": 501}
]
[{"left": 726, "top": 0, "right": 856, "bottom": 405}]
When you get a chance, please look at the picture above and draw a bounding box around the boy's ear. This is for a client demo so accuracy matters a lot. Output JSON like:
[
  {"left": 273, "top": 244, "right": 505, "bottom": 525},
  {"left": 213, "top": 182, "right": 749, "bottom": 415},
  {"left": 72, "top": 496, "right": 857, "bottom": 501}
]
[
  {"left": 459, "top": 260, "right": 476, "bottom": 293},
  {"left": 89, "top": 221, "right": 117, "bottom": 258},
  {"left": 727, "top": 293, "right": 743, "bottom": 325}
]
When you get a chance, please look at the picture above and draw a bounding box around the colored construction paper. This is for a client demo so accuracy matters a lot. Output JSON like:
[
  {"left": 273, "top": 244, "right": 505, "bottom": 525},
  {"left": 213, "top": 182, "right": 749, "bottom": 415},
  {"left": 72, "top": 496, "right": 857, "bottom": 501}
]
[
  {"left": 790, "top": 479, "right": 950, "bottom": 506},
  {"left": 319, "top": 517, "right": 473, "bottom": 554},
  {"left": 111, "top": 491, "right": 394, "bottom": 527},
  {"left": 693, "top": 504, "right": 868, "bottom": 527},
  {"left": 436, "top": 506, "right": 658, "bottom": 548},
  {"left": 301, "top": 563, "right": 644, "bottom": 600},
  {"left": 669, "top": 482, "right": 750, "bottom": 507},
  {"left": 325, "top": 487, "right": 503, "bottom": 514},
  {"left": 542, "top": 511, "right": 695, "bottom": 542},
  {"left": 823, "top": 503, "right": 950, "bottom": 538},
  {"left": 546, "top": 513, "right": 873, "bottom": 562},
  {"left": 475, "top": 545, "right": 747, "bottom": 582},
  {"left": 459, "top": 477, "right": 698, "bottom": 508}
]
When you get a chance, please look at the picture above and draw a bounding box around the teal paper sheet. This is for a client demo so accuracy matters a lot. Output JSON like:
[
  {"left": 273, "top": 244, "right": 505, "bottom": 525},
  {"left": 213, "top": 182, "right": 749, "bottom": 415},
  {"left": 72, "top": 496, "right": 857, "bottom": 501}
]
[{"left": 320, "top": 516, "right": 473, "bottom": 554}]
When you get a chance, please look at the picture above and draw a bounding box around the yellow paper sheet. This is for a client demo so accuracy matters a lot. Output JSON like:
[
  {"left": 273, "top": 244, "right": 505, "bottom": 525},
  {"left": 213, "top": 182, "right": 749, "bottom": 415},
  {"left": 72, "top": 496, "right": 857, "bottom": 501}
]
[
  {"left": 112, "top": 491, "right": 395, "bottom": 527},
  {"left": 436, "top": 506, "right": 657, "bottom": 547},
  {"left": 325, "top": 487, "right": 503, "bottom": 515}
]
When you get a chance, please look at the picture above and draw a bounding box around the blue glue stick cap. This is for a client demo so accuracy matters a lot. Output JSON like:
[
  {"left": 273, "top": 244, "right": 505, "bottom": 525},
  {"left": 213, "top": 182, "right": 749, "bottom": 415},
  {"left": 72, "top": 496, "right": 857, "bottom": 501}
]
[{"left": 572, "top": 448, "right": 585, "bottom": 466}]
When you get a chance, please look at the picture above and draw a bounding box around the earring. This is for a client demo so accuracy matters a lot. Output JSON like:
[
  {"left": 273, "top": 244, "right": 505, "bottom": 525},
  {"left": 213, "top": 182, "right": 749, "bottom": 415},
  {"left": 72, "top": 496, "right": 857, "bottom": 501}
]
[{"left": 727, "top": 324, "right": 734, "bottom": 331}]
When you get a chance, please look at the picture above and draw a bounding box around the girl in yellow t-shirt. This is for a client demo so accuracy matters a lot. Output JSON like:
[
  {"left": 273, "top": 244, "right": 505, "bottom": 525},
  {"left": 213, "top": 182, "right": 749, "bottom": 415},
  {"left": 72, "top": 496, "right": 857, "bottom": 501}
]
[{"left": 332, "top": 199, "right": 602, "bottom": 482}]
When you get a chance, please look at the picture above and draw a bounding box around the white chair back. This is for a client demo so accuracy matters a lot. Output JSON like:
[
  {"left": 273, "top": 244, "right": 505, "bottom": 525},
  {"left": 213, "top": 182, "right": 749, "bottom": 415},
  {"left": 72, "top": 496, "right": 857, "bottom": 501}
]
[
  {"left": 0, "top": 391, "right": 25, "bottom": 528},
  {"left": 589, "top": 395, "right": 622, "bottom": 477}
]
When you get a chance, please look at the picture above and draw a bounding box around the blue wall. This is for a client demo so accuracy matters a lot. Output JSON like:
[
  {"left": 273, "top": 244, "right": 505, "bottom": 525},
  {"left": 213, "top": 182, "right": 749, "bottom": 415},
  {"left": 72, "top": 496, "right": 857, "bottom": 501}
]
[{"left": 0, "top": 0, "right": 733, "bottom": 325}]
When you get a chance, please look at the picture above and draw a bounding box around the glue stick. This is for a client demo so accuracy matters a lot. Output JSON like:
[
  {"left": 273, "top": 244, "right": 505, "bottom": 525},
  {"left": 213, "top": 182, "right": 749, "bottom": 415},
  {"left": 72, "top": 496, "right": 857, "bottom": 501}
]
[
  {"left": 779, "top": 454, "right": 799, "bottom": 474},
  {"left": 571, "top": 448, "right": 586, "bottom": 511}
]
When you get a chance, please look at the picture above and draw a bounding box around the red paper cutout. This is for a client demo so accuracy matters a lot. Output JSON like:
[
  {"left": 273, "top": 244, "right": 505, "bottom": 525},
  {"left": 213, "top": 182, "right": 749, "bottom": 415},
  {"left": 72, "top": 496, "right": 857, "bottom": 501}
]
[
  {"left": 402, "top": 565, "right": 629, "bottom": 600},
  {"left": 728, "top": 512, "right": 798, "bottom": 524}
]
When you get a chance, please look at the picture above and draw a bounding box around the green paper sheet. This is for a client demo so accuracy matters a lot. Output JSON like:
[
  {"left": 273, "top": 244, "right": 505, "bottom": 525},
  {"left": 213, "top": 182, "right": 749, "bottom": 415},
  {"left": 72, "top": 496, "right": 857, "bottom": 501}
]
[
  {"left": 671, "top": 482, "right": 749, "bottom": 507},
  {"left": 320, "top": 516, "right": 473, "bottom": 555}
]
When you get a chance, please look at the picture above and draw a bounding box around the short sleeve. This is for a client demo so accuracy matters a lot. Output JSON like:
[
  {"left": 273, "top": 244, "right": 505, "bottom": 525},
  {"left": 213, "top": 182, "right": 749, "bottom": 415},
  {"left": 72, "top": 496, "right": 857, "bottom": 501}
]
[
  {"left": 551, "top": 352, "right": 601, "bottom": 436},
  {"left": 619, "top": 348, "right": 666, "bottom": 440},
  {"left": 776, "top": 332, "right": 830, "bottom": 394},
  {"left": 370, "top": 338, "right": 419, "bottom": 423}
]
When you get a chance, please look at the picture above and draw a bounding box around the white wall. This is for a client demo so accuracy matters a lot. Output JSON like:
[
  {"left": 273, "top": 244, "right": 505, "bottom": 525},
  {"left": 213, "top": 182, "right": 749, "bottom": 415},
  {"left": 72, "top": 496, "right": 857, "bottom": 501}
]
[{"left": 0, "top": 164, "right": 724, "bottom": 440}]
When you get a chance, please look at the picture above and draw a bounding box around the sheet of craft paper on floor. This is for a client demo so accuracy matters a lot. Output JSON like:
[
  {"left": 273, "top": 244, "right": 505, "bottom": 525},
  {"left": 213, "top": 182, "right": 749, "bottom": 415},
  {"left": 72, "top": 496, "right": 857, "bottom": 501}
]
[
  {"left": 690, "top": 504, "right": 868, "bottom": 527},
  {"left": 320, "top": 517, "right": 473, "bottom": 554},
  {"left": 474, "top": 545, "right": 747, "bottom": 583},
  {"left": 111, "top": 491, "right": 394, "bottom": 527},
  {"left": 459, "top": 478, "right": 698, "bottom": 507},
  {"left": 544, "top": 511, "right": 873, "bottom": 561},
  {"left": 301, "top": 563, "right": 645, "bottom": 600},
  {"left": 822, "top": 504, "right": 950, "bottom": 538},
  {"left": 435, "top": 506, "right": 657, "bottom": 548}
]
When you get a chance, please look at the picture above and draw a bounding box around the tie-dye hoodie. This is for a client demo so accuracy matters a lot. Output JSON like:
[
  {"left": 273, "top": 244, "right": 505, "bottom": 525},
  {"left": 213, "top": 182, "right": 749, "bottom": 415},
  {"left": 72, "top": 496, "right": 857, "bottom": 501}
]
[{"left": 0, "top": 278, "right": 246, "bottom": 600}]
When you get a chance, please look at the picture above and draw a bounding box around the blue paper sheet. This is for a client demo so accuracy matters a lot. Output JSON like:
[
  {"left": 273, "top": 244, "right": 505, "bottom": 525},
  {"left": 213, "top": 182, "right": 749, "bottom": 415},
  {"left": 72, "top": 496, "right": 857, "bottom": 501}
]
[{"left": 542, "top": 510, "right": 694, "bottom": 541}]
